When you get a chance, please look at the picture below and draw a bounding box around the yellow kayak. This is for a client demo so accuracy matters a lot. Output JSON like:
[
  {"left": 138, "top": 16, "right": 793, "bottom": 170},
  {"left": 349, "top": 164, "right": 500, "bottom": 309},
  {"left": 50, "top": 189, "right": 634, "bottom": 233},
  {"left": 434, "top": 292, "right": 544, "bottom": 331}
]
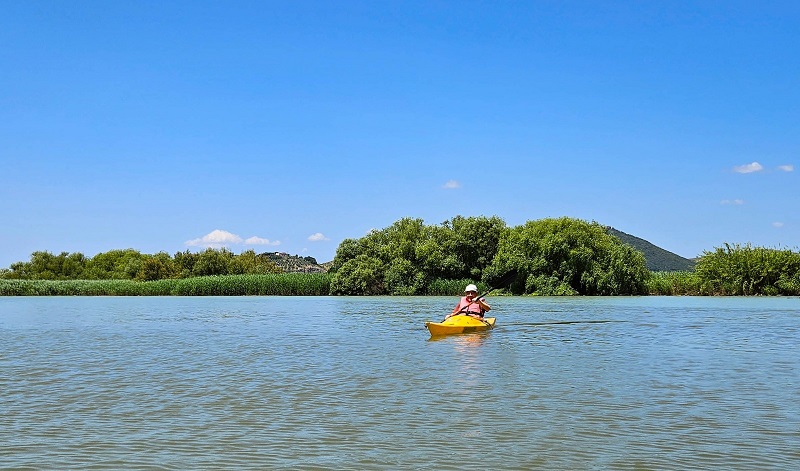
[{"left": 424, "top": 315, "right": 496, "bottom": 336}]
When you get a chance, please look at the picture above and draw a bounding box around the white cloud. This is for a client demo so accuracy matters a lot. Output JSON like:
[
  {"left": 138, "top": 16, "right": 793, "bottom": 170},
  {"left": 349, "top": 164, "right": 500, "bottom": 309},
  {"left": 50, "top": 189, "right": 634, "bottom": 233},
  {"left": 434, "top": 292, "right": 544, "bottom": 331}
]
[
  {"left": 778, "top": 164, "right": 794, "bottom": 172},
  {"left": 721, "top": 199, "right": 745, "bottom": 205},
  {"left": 186, "top": 230, "right": 280, "bottom": 248},
  {"left": 308, "top": 232, "right": 330, "bottom": 241},
  {"left": 773, "top": 222, "right": 784, "bottom": 228},
  {"left": 245, "top": 236, "right": 280, "bottom": 246},
  {"left": 443, "top": 180, "right": 461, "bottom": 189},
  {"left": 185, "top": 229, "right": 243, "bottom": 248},
  {"left": 733, "top": 162, "right": 763, "bottom": 174}
]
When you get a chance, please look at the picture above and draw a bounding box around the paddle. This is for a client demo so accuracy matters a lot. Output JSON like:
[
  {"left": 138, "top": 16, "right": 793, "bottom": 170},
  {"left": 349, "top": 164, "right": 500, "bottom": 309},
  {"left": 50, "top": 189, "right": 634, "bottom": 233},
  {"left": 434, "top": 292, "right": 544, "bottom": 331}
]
[{"left": 445, "top": 269, "right": 518, "bottom": 326}]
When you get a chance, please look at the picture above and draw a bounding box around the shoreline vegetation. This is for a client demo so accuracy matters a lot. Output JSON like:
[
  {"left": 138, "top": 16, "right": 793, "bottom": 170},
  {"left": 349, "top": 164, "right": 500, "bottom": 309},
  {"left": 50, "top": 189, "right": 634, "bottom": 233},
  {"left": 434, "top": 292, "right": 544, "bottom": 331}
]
[
  {"left": 3, "top": 216, "right": 799, "bottom": 297},
  {"left": 2, "top": 270, "right": 799, "bottom": 297},
  {"left": 0, "top": 273, "right": 332, "bottom": 296}
]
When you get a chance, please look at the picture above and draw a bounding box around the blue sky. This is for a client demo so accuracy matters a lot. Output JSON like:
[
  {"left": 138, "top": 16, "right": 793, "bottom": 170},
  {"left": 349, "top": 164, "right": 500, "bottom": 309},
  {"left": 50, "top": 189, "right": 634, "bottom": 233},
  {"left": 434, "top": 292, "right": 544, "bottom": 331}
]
[{"left": 2, "top": 1, "right": 798, "bottom": 268}]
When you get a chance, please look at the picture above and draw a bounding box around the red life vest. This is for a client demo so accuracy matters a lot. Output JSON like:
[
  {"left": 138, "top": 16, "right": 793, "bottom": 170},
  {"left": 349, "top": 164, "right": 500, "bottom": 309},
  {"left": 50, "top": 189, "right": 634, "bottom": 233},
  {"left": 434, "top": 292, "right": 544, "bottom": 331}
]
[{"left": 455, "top": 296, "right": 484, "bottom": 315}]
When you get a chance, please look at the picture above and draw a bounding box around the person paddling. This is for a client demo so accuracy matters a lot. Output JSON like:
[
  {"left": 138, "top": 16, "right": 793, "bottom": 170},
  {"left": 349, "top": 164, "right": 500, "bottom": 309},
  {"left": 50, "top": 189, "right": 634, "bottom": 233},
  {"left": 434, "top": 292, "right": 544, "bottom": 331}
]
[{"left": 446, "top": 283, "right": 491, "bottom": 320}]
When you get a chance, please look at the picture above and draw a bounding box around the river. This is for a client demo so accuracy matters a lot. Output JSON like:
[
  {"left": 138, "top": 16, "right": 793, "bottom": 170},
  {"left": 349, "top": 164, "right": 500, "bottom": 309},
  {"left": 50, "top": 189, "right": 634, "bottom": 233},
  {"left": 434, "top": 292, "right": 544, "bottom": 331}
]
[{"left": 1, "top": 296, "right": 798, "bottom": 470}]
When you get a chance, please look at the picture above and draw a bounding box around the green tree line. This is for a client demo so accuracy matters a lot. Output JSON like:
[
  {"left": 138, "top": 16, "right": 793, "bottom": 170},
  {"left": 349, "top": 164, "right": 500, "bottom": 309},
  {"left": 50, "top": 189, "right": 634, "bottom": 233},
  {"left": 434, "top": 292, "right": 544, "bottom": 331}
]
[
  {"left": 330, "top": 216, "right": 507, "bottom": 295},
  {"left": 330, "top": 216, "right": 649, "bottom": 295},
  {"left": 329, "top": 216, "right": 800, "bottom": 296},
  {"left": 647, "top": 247, "right": 800, "bottom": 296},
  {"left": 0, "top": 248, "right": 282, "bottom": 281},
  {"left": 3, "top": 216, "right": 799, "bottom": 296}
]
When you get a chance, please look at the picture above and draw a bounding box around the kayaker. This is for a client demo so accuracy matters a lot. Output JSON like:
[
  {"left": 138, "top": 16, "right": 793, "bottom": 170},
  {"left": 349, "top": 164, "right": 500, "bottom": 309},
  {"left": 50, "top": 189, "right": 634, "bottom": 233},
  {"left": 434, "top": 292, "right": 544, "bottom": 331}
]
[{"left": 446, "top": 283, "right": 491, "bottom": 319}]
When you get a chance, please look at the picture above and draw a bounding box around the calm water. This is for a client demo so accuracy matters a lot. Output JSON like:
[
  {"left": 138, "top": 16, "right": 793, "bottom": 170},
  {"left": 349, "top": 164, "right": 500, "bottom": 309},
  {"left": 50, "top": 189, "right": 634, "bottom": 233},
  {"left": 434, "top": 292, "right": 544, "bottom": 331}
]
[{"left": 1, "top": 296, "right": 798, "bottom": 470}]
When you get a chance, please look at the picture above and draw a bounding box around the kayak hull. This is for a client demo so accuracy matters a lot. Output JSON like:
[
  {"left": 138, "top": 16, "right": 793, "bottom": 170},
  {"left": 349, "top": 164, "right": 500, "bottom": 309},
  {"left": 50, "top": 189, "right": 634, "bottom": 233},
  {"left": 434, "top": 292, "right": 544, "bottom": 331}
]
[{"left": 425, "top": 315, "right": 496, "bottom": 336}]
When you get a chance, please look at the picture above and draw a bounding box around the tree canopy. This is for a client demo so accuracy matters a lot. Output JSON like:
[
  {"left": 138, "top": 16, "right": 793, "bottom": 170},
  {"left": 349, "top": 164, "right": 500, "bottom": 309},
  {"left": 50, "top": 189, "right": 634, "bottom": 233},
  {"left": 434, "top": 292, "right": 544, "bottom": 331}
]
[
  {"left": 8, "top": 216, "right": 797, "bottom": 297},
  {"left": 1, "top": 248, "right": 282, "bottom": 281},
  {"left": 329, "top": 216, "right": 651, "bottom": 296},
  {"left": 486, "top": 217, "right": 650, "bottom": 295},
  {"left": 330, "top": 216, "right": 507, "bottom": 295},
  {"left": 694, "top": 243, "right": 800, "bottom": 295}
]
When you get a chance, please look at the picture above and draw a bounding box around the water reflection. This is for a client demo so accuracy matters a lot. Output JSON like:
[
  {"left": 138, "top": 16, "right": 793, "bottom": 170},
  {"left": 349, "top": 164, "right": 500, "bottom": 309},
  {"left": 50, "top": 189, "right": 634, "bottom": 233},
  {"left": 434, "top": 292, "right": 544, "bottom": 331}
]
[{"left": 426, "top": 332, "right": 490, "bottom": 345}]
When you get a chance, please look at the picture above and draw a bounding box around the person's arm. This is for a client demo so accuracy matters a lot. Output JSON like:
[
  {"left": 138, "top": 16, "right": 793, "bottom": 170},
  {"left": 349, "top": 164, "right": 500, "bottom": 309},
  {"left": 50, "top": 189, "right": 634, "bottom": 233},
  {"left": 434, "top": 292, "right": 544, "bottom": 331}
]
[{"left": 477, "top": 298, "right": 491, "bottom": 312}]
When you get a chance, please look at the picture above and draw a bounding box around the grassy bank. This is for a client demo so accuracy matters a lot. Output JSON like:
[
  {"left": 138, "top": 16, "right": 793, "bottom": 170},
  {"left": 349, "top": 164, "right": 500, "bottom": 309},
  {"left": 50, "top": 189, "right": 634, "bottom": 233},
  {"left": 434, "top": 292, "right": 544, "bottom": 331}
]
[
  {"left": 0, "top": 273, "right": 331, "bottom": 296},
  {"left": 646, "top": 270, "right": 800, "bottom": 296},
  {"left": 3, "top": 271, "right": 797, "bottom": 297},
  {"left": 0, "top": 275, "right": 485, "bottom": 297}
]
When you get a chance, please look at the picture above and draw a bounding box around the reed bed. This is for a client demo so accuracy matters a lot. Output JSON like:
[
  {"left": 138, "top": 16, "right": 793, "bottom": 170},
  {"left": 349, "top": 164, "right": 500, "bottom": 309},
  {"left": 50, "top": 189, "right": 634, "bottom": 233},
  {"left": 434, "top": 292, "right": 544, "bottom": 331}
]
[
  {"left": 0, "top": 273, "right": 331, "bottom": 296},
  {"left": 5, "top": 270, "right": 796, "bottom": 297},
  {"left": 646, "top": 271, "right": 705, "bottom": 296},
  {"left": 424, "top": 279, "right": 489, "bottom": 296},
  {"left": 694, "top": 244, "right": 800, "bottom": 295}
]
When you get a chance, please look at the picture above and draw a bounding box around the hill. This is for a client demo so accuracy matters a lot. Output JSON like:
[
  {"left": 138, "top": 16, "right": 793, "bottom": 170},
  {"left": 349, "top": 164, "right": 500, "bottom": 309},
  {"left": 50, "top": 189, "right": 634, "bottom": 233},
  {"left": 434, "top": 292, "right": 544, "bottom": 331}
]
[
  {"left": 607, "top": 228, "right": 695, "bottom": 272},
  {"left": 264, "top": 252, "right": 329, "bottom": 273}
]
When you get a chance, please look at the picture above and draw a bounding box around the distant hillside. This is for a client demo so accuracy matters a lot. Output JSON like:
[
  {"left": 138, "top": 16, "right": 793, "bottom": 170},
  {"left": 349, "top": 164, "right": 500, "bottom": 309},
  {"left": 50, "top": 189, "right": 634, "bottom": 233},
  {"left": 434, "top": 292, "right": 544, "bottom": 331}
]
[
  {"left": 264, "top": 252, "right": 329, "bottom": 273},
  {"left": 607, "top": 228, "right": 695, "bottom": 272}
]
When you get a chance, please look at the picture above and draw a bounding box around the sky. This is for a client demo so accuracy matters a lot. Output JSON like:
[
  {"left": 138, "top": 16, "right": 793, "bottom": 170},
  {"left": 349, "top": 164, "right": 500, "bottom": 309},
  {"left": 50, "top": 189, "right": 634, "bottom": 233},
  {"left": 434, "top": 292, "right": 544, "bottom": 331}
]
[{"left": 2, "top": 1, "right": 798, "bottom": 268}]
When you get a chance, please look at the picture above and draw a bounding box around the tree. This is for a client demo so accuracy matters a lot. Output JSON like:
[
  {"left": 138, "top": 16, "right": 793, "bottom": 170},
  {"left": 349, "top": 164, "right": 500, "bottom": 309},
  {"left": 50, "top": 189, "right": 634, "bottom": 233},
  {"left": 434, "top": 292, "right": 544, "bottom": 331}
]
[
  {"left": 330, "top": 255, "right": 386, "bottom": 295},
  {"left": 2, "top": 251, "right": 89, "bottom": 280},
  {"left": 385, "top": 258, "right": 426, "bottom": 295},
  {"left": 486, "top": 217, "right": 649, "bottom": 295},
  {"left": 192, "top": 248, "right": 233, "bottom": 277},
  {"left": 694, "top": 243, "right": 800, "bottom": 295},
  {"left": 229, "top": 250, "right": 283, "bottom": 275},
  {"left": 328, "top": 216, "right": 509, "bottom": 295},
  {"left": 85, "top": 249, "right": 145, "bottom": 279},
  {"left": 446, "top": 215, "right": 507, "bottom": 279},
  {"left": 137, "top": 252, "right": 178, "bottom": 281},
  {"left": 174, "top": 250, "right": 198, "bottom": 278}
]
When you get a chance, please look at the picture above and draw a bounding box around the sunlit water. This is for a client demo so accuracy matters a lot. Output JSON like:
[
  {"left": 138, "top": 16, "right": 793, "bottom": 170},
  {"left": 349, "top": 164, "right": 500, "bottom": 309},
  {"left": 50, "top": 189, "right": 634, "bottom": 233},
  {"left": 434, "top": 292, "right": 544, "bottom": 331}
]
[{"left": 1, "top": 296, "right": 798, "bottom": 470}]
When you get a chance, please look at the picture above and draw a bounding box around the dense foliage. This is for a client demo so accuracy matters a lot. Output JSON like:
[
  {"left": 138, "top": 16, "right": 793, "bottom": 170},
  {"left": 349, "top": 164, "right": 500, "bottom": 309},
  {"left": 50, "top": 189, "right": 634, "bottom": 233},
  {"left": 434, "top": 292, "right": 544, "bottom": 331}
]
[
  {"left": 5, "top": 216, "right": 799, "bottom": 297},
  {"left": 329, "top": 216, "right": 651, "bottom": 296},
  {"left": 0, "top": 249, "right": 283, "bottom": 281},
  {"left": 645, "top": 245, "right": 800, "bottom": 295},
  {"left": 330, "top": 216, "right": 507, "bottom": 295},
  {"left": 0, "top": 273, "right": 330, "bottom": 296},
  {"left": 486, "top": 217, "right": 650, "bottom": 295},
  {"left": 694, "top": 243, "right": 800, "bottom": 295},
  {"left": 646, "top": 271, "right": 703, "bottom": 295}
]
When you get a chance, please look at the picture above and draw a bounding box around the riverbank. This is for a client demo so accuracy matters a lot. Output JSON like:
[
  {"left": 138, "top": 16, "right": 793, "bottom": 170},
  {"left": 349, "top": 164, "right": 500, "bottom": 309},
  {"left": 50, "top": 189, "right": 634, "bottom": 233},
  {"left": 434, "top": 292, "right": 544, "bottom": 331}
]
[
  {"left": 0, "top": 273, "right": 332, "bottom": 296},
  {"left": 2, "top": 271, "right": 798, "bottom": 296}
]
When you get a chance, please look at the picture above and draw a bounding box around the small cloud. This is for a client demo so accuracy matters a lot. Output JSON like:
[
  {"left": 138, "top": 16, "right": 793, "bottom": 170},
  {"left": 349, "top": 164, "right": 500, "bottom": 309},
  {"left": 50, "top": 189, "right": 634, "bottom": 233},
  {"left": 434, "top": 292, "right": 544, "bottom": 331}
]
[
  {"left": 733, "top": 162, "right": 763, "bottom": 174},
  {"left": 185, "top": 229, "right": 243, "bottom": 248},
  {"left": 443, "top": 180, "right": 461, "bottom": 189},
  {"left": 245, "top": 236, "right": 280, "bottom": 246},
  {"left": 308, "top": 232, "right": 330, "bottom": 242},
  {"left": 773, "top": 222, "right": 784, "bottom": 228},
  {"left": 778, "top": 164, "right": 794, "bottom": 172},
  {"left": 721, "top": 199, "right": 745, "bottom": 205}
]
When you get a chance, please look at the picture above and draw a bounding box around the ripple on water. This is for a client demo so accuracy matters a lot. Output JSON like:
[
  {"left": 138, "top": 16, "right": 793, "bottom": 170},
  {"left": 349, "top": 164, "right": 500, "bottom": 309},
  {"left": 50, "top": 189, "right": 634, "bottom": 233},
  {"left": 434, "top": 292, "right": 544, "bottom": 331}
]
[{"left": 1, "top": 296, "right": 799, "bottom": 469}]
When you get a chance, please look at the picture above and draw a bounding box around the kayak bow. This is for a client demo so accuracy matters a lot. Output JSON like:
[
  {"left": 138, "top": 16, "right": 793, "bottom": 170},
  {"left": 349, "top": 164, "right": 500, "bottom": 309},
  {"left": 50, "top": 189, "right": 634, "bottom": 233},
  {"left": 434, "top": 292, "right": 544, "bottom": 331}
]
[{"left": 424, "top": 315, "right": 496, "bottom": 336}]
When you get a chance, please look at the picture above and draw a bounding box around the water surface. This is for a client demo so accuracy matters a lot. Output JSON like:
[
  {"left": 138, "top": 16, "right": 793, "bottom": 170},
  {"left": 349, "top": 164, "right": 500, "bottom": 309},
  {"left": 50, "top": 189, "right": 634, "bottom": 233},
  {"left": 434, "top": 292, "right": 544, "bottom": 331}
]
[{"left": 1, "top": 296, "right": 798, "bottom": 469}]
